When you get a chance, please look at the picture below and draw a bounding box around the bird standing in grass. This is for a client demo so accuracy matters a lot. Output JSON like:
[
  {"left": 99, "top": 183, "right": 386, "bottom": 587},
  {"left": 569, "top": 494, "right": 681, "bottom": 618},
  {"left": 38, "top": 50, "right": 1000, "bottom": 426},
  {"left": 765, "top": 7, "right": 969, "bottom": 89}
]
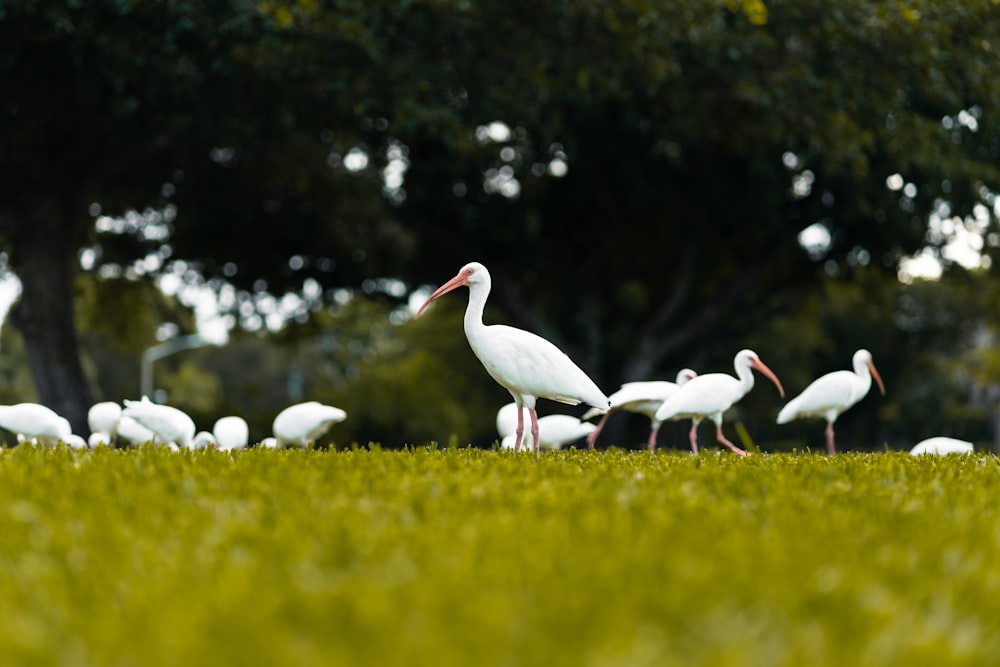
[
  {"left": 776, "top": 349, "right": 885, "bottom": 455},
  {"left": 655, "top": 350, "right": 784, "bottom": 456},
  {"left": 418, "top": 262, "right": 609, "bottom": 456}
]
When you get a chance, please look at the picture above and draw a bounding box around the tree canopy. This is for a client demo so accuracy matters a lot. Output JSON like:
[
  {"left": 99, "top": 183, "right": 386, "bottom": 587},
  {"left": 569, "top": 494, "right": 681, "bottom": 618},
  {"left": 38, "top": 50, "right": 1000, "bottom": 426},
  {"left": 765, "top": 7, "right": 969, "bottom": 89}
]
[{"left": 1, "top": 0, "right": 999, "bottom": 444}]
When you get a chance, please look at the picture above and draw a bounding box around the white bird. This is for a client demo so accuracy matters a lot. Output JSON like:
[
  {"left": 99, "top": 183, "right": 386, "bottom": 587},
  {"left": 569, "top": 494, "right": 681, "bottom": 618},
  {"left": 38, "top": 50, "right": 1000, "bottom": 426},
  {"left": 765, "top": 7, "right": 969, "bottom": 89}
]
[
  {"left": 654, "top": 350, "right": 784, "bottom": 456},
  {"left": 116, "top": 415, "right": 157, "bottom": 446},
  {"left": 88, "top": 432, "right": 113, "bottom": 448},
  {"left": 497, "top": 409, "right": 596, "bottom": 451},
  {"left": 188, "top": 431, "right": 218, "bottom": 450},
  {"left": 776, "top": 349, "right": 885, "bottom": 455},
  {"left": 583, "top": 368, "right": 698, "bottom": 451},
  {"left": 259, "top": 436, "right": 279, "bottom": 449},
  {"left": 417, "top": 262, "right": 609, "bottom": 456},
  {"left": 213, "top": 416, "right": 250, "bottom": 451},
  {"left": 272, "top": 401, "right": 347, "bottom": 448},
  {"left": 909, "top": 437, "right": 974, "bottom": 456},
  {"left": 88, "top": 402, "right": 123, "bottom": 443},
  {"left": 0, "top": 403, "right": 72, "bottom": 447},
  {"left": 122, "top": 398, "right": 196, "bottom": 449}
]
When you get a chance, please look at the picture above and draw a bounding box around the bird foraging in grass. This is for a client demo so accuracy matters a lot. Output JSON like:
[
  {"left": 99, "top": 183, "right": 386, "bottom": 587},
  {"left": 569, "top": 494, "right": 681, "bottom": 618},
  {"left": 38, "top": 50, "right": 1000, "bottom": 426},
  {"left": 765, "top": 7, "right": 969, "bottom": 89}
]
[
  {"left": 776, "top": 349, "right": 885, "bottom": 455},
  {"left": 271, "top": 401, "right": 347, "bottom": 448},
  {"left": 909, "top": 437, "right": 973, "bottom": 456},
  {"left": 122, "top": 397, "right": 196, "bottom": 449},
  {"left": 0, "top": 402, "right": 73, "bottom": 447},
  {"left": 417, "top": 261, "right": 609, "bottom": 456}
]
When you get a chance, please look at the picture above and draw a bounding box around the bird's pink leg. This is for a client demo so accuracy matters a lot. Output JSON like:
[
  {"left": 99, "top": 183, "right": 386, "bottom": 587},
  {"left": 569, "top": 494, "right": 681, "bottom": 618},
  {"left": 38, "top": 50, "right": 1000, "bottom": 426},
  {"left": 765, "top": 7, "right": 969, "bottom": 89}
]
[
  {"left": 825, "top": 421, "right": 836, "bottom": 456},
  {"left": 648, "top": 423, "right": 661, "bottom": 453},
  {"left": 688, "top": 420, "right": 700, "bottom": 455},
  {"left": 587, "top": 412, "right": 611, "bottom": 450},
  {"left": 529, "top": 408, "right": 541, "bottom": 457},
  {"left": 514, "top": 406, "right": 525, "bottom": 452},
  {"left": 715, "top": 425, "right": 748, "bottom": 456}
]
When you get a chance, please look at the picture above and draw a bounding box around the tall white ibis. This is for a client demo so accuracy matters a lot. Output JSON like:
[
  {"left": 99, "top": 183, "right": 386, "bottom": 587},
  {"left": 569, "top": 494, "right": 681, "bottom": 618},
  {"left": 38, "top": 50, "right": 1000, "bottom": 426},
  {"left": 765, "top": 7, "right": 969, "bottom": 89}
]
[
  {"left": 417, "top": 261, "right": 610, "bottom": 456},
  {"left": 0, "top": 403, "right": 73, "bottom": 447},
  {"left": 909, "top": 437, "right": 974, "bottom": 456},
  {"left": 654, "top": 350, "right": 784, "bottom": 456},
  {"left": 122, "top": 398, "right": 196, "bottom": 449},
  {"left": 583, "top": 368, "right": 697, "bottom": 451},
  {"left": 213, "top": 416, "right": 250, "bottom": 451},
  {"left": 272, "top": 401, "right": 347, "bottom": 448},
  {"left": 776, "top": 349, "right": 885, "bottom": 455},
  {"left": 496, "top": 408, "right": 596, "bottom": 451}
]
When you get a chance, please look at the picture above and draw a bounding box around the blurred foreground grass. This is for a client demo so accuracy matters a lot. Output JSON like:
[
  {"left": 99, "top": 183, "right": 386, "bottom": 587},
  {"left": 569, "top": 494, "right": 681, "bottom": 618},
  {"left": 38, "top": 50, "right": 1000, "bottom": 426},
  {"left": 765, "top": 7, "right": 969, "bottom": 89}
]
[{"left": 0, "top": 446, "right": 996, "bottom": 666}]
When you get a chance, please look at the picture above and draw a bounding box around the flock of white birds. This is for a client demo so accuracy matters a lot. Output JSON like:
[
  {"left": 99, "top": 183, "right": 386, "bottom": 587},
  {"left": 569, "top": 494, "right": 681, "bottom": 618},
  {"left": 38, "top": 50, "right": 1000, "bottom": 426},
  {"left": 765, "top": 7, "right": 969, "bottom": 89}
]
[
  {"left": 0, "top": 399, "right": 347, "bottom": 452},
  {"left": 421, "top": 261, "right": 975, "bottom": 458},
  {"left": 0, "top": 260, "right": 974, "bottom": 458}
]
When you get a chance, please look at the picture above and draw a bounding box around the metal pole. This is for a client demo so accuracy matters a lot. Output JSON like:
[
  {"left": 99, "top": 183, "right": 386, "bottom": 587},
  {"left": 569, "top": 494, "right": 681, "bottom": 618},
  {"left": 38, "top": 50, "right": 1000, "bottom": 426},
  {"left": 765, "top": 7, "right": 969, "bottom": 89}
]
[{"left": 141, "top": 333, "right": 207, "bottom": 400}]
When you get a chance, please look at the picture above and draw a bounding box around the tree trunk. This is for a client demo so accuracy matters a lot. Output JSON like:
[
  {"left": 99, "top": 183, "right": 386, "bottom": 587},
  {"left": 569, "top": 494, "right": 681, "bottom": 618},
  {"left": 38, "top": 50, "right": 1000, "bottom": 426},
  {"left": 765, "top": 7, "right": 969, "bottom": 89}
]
[{"left": 7, "top": 205, "right": 92, "bottom": 436}]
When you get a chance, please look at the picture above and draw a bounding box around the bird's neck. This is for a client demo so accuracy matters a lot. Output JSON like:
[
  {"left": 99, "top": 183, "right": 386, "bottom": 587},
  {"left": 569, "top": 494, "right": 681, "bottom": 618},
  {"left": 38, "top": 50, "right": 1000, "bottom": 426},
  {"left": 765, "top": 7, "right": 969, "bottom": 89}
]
[
  {"left": 463, "top": 282, "right": 489, "bottom": 339},
  {"left": 735, "top": 365, "right": 756, "bottom": 395},
  {"left": 856, "top": 370, "right": 872, "bottom": 392}
]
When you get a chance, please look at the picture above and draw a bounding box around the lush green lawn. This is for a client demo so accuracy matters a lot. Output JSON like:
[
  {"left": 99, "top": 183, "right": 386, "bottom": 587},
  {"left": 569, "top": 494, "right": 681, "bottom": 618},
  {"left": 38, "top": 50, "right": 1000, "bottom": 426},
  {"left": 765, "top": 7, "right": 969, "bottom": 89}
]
[{"left": 0, "top": 446, "right": 996, "bottom": 666}]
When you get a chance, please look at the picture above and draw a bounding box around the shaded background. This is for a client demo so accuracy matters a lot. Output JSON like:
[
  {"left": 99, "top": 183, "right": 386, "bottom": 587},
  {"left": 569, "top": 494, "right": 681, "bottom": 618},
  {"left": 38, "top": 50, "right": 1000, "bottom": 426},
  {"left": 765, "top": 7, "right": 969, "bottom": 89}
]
[{"left": 1, "top": 0, "right": 999, "bottom": 451}]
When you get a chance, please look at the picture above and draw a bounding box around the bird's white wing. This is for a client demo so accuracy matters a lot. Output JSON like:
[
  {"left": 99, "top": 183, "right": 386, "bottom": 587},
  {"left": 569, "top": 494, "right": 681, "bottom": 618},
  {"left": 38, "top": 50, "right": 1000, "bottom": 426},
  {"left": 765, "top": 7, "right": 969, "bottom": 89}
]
[{"left": 473, "top": 325, "right": 608, "bottom": 409}]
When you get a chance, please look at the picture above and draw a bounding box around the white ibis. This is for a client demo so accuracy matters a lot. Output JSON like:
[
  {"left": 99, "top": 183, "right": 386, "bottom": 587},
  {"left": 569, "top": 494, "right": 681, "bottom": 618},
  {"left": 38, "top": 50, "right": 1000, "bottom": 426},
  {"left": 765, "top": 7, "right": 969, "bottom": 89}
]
[
  {"left": 776, "top": 349, "right": 885, "bottom": 455},
  {"left": 122, "top": 398, "right": 196, "bottom": 449},
  {"left": 583, "top": 368, "right": 698, "bottom": 451},
  {"left": 497, "top": 409, "right": 596, "bottom": 451},
  {"left": 909, "top": 437, "right": 973, "bottom": 456},
  {"left": 88, "top": 402, "right": 122, "bottom": 443},
  {"left": 0, "top": 403, "right": 73, "bottom": 447},
  {"left": 189, "top": 431, "right": 218, "bottom": 450},
  {"left": 259, "top": 436, "right": 279, "bottom": 449},
  {"left": 417, "top": 261, "right": 609, "bottom": 456},
  {"left": 213, "top": 416, "right": 250, "bottom": 451},
  {"left": 654, "top": 350, "right": 784, "bottom": 456},
  {"left": 272, "top": 401, "right": 347, "bottom": 448}
]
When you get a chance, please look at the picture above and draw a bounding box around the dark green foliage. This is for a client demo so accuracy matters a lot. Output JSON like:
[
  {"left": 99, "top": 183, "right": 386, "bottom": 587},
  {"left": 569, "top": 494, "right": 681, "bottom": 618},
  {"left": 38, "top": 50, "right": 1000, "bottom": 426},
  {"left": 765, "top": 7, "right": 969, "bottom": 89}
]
[{"left": 2, "top": 0, "right": 1000, "bottom": 442}]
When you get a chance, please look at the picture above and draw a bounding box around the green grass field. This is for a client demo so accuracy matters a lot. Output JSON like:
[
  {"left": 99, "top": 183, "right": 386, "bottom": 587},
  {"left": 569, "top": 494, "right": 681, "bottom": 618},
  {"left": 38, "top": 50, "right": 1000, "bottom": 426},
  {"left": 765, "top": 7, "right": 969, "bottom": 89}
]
[{"left": 0, "top": 445, "right": 996, "bottom": 666}]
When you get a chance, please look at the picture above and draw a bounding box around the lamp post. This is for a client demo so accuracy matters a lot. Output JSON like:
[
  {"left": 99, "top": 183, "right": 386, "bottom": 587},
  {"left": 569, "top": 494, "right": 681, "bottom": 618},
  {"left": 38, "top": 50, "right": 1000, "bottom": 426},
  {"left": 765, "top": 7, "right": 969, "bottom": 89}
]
[{"left": 140, "top": 334, "right": 208, "bottom": 400}]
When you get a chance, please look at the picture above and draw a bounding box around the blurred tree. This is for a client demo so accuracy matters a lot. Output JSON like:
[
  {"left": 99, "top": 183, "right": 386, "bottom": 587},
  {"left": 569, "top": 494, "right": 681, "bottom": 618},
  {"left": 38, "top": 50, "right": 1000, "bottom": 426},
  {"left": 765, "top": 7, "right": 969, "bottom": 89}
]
[{"left": 2, "top": 0, "right": 999, "bottom": 439}]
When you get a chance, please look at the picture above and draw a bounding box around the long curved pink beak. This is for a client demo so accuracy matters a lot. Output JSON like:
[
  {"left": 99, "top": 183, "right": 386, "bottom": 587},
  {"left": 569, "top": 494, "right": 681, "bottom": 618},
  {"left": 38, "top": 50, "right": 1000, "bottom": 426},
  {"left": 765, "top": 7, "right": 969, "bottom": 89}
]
[
  {"left": 751, "top": 358, "right": 785, "bottom": 398},
  {"left": 415, "top": 272, "right": 469, "bottom": 318},
  {"left": 869, "top": 361, "right": 886, "bottom": 396}
]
